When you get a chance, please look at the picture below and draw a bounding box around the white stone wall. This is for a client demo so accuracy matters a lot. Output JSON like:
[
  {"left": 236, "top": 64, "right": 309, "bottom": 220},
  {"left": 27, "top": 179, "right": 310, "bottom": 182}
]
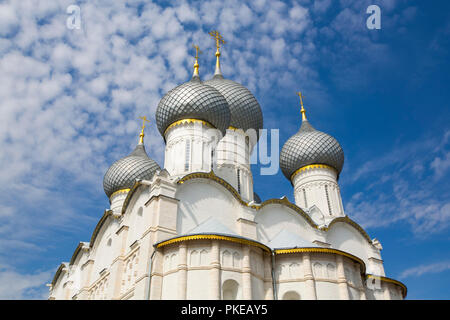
[
  {"left": 215, "top": 129, "right": 255, "bottom": 202},
  {"left": 292, "top": 166, "right": 345, "bottom": 222},
  {"left": 164, "top": 122, "right": 221, "bottom": 177},
  {"left": 49, "top": 172, "right": 404, "bottom": 300}
]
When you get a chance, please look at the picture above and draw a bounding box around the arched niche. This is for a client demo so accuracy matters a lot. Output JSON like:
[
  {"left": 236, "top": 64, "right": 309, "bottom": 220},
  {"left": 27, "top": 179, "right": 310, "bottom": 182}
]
[
  {"left": 222, "top": 279, "right": 239, "bottom": 300},
  {"left": 282, "top": 291, "right": 301, "bottom": 300}
]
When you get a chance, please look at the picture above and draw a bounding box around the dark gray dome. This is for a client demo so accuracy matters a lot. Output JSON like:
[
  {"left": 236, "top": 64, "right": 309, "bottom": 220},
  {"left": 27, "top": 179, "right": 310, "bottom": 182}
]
[
  {"left": 156, "top": 77, "right": 231, "bottom": 137},
  {"left": 205, "top": 75, "right": 263, "bottom": 135},
  {"left": 280, "top": 120, "right": 344, "bottom": 180},
  {"left": 103, "top": 144, "right": 160, "bottom": 198}
]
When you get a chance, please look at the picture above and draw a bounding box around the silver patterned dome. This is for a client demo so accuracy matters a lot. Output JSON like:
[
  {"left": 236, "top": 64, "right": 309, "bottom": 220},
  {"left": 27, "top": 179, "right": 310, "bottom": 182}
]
[
  {"left": 205, "top": 75, "right": 263, "bottom": 136},
  {"left": 156, "top": 76, "right": 231, "bottom": 137},
  {"left": 280, "top": 119, "right": 344, "bottom": 180},
  {"left": 103, "top": 144, "right": 160, "bottom": 198}
]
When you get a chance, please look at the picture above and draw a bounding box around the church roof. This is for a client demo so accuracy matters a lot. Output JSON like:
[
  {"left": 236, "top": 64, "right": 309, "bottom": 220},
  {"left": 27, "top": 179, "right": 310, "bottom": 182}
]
[{"left": 267, "top": 229, "right": 318, "bottom": 250}]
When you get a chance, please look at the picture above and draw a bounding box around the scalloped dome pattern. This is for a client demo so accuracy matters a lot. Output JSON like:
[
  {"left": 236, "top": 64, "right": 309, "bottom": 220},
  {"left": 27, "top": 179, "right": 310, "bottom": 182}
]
[
  {"left": 205, "top": 76, "right": 263, "bottom": 134},
  {"left": 103, "top": 145, "right": 160, "bottom": 198},
  {"left": 156, "top": 78, "right": 231, "bottom": 137},
  {"left": 280, "top": 121, "right": 344, "bottom": 180}
]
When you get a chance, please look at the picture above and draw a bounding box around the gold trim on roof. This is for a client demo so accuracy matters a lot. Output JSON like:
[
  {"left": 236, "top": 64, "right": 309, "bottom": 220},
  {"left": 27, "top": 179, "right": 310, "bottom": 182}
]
[
  {"left": 366, "top": 274, "right": 407, "bottom": 298},
  {"left": 69, "top": 242, "right": 89, "bottom": 266},
  {"left": 51, "top": 263, "right": 69, "bottom": 287},
  {"left": 156, "top": 234, "right": 271, "bottom": 252},
  {"left": 321, "top": 216, "right": 372, "bottom": 243},
  {"left": 274, "top": 247, "right": 366, "bottom": 274},
  {"left": 177, "top": 171, "right": 323, "bottom": 230},
  {"left": 89, "top": 210, "right": 113, "bottom": 248},
  {"left": 164, "top": 118, "right": 214, "bottom": 136},
  {"left": 109, "top": 188, "right": 131, "bottom": 200},
  {"left": 290, "top": 164, "right": 336, "bottom": 180},
  {"left": 121, "top": 180, "right": 142, "bottom": 215}
]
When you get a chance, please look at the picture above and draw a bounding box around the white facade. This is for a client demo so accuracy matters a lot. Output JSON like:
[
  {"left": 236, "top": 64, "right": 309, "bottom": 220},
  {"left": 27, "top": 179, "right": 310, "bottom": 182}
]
[{"left": 49, "top": 158, "right": 407, "bottom": 300}]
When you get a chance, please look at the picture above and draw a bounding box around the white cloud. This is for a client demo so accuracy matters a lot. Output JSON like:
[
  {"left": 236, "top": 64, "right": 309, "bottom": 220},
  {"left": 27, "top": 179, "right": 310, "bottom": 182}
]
[
  {"left": 0, "top": 266, "right": 53, "bottom": 300},
  {"left": 344, "top": 131, "right": 450, "bottom": 236},
  {"left": 398, "top": 261, "right": 450, "bottom": 280},
  {"left": 431, "top": 151, "right": 450, "bottom": 179}
]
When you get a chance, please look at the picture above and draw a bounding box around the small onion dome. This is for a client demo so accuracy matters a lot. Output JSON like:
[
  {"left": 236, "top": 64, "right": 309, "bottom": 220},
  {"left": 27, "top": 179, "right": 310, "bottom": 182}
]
[
  {"left": 280, "top": 119, "right": 344, "bottom": 181},
  {"left": 155, "top": 76, "right": 231, "bottom": 138},
  {"left": 205, "top": 75, "right": 263, "bottom": 136},
  {"left": 103, "top": 144, "right": 160, "bottom": 198}
]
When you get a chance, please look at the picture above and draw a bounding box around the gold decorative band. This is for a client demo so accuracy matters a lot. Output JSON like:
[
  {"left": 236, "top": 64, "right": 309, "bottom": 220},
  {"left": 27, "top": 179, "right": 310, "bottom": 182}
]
[
  {"left": 366, "top": 274, "right": 407, "bottom": 298},
  {"left": 110, "top": 188, "right": 131, "bottom": 199},
  {"left": 164, "top": 119, "right": 214, "bottom": 135},
  {"left": 274, "top": 247, "right": 366, "bottom": 274},
  {"left": 156, "top": 234, "right": 271, "bottom": 252},
  {"left": 291, "top": 164, "right": 336, "bottom": 180}
]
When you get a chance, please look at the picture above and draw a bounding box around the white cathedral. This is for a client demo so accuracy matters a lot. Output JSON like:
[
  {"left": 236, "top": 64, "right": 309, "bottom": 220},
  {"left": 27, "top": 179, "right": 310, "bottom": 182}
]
[{"left": 48, "top": 34, "right": 407, "bottom": 300}]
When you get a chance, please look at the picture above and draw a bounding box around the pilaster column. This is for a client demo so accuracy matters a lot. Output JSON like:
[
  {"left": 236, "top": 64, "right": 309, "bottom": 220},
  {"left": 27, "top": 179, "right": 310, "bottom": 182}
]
[
  {"left": 209, "top": 240, "right": 221, "bottom": 299},
  {"left": 108, "top": 225, "right": 128, "bottom": 299},
  {"left": 149, "top": 249, "right": 163, "bottom": 300},
  {"left": 383, "top": 283, "right": 391, "bottom": 300},
  {"left": 263, "top": 252, "right": 274, "bottom": 300},
  {"left": 242, "top": 245, "right": 252, "bottom": 300},
  {"left": 178, "top": 243, "right": 188, "bottom": 299},
  {"left": 302, "top": 253, "right": 317, "bottom": 300},
  {"left": 77, "top": 259, "right": 94, "bottom": 300},
  {"left": 336, "top": 255, "right": 350, "bottom": 300}
]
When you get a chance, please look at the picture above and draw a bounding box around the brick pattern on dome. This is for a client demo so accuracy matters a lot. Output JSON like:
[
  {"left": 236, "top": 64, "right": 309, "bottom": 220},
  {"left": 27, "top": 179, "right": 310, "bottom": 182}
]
[
  {"left": 205, "top": 78, "right": 263, "bottom": 133},
  {"left": 156, "top": 80, "right": 230, "bottom": 137},
  {"left": 103, "top": 145, "right": 160, "bottom": 198},
  {"left": 280, "top": 121, "right": 344, "bottom": 180}
]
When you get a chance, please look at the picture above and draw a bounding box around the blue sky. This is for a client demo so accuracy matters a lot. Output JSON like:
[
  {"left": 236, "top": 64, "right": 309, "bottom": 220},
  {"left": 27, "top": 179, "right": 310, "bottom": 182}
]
[{"left": 0, "top": 0, "right": 448, "bottom": 299}]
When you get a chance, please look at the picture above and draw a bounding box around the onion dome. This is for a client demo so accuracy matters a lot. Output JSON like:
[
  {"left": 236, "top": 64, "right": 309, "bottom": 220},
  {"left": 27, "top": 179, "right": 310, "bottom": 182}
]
[
  {"left": 205, "top": 76, "right": 263, "bottom": 135},
  {"left": 279, "top": 95, "right": 344, "bottom": 181},
  {"left": 155, "top": 46, "right": 231, "bottom": 138},
  {"left": 103, "top": 120, "right": 160, "bottom": 198},
  {"left": 205, "top": 31, "right": 263, "bottom": 136}
]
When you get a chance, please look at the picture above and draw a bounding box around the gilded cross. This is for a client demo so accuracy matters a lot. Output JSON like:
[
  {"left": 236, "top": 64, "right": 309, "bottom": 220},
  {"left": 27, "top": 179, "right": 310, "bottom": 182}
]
[{"left": 208, "top": 30, "right": 225, "bottom": 50}]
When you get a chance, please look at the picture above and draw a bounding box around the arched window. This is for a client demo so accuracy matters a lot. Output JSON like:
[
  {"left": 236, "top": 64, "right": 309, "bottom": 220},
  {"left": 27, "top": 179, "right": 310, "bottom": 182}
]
[
  {"left": 282, "top": 291, "right": 301, "bottom": 300},
  {"left": 200, "top": 249, "right": 208, "bottom": 266},
  {"left": 222, "top": 279, "right": 239, "bottom": 300},
  {"left": 313, "top": 262, "right": 323, "bottom": 278},
  {"left": 190, "top": 250, "right": 199, "bottom": 266},
  {"left": 327, "top": 263, "right": 336, "bottom": 279},
  {"left": 289, "top": 263, "right": 300, "bottom": 278},
  {"left": 222, "top": 250, "right": 231, "bottom": 267},
  {"left": 237, "top": 169, "right": 241, "bottom": 194},
  {"left": 325, "top": 185, "right": 332, "bottom": 215},
  {"left": 185, "top": 139, "right": 191, "bottom": 172}
]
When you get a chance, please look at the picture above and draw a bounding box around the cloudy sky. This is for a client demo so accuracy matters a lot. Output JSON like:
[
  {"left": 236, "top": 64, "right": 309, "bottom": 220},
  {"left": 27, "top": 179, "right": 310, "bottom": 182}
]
[{"left": 0, "top": 0, "right": 449, "bottom": 299}]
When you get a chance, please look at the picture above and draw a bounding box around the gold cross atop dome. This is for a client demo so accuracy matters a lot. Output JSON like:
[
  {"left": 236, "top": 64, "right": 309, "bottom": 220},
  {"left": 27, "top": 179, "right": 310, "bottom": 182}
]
[
  {"left": 296, "top": 92, "right": 307, "bottom": 121},
  {"left": 192, "top": 44, "right": 202, "bottom": 77},
  {"left": 138, "top": 116, "right": 150, "bottom": 144},
  {"left": 208, "top": 30, "right": 225, "bottom": 74}
]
